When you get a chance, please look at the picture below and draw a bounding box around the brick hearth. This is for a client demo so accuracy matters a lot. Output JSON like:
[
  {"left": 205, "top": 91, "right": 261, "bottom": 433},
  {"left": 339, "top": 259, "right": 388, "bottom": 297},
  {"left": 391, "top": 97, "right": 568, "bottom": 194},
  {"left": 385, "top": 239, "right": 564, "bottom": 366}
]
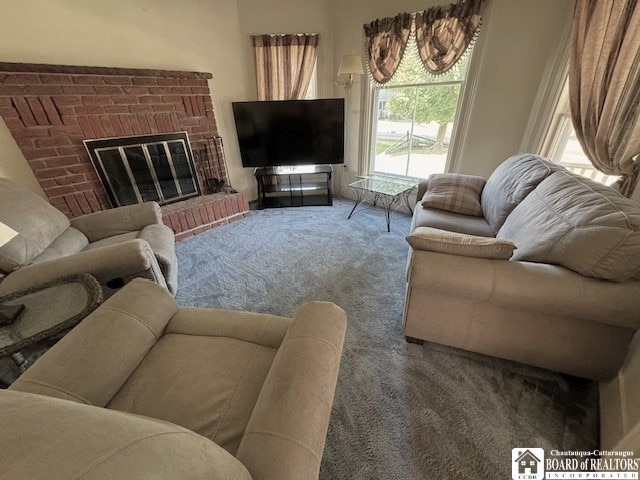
[
  {"left": 162, "top": 193, "right": 249, "bottom": 242},
  {"left": 0, "top": 62, "right": 249, "bottom": 238}
]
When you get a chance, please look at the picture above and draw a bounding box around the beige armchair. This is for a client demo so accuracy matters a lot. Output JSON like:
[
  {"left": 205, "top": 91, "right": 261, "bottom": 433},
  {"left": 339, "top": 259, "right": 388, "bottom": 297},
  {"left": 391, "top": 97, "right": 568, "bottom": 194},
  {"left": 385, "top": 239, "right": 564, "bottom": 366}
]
[
  {"left": 0, "top": 178, "right": 177, "bottom": 296},
  {"left": 4, "top": 278, "right": 347, "bottom": 480}
]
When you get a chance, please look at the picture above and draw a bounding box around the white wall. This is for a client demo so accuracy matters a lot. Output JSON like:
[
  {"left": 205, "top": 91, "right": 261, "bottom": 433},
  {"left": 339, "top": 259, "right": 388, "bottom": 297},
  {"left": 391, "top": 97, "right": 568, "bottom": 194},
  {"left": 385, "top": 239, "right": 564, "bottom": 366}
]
[
  {"left": 0, "top": 0, "right": 574, "bottom": 201},
  {"left": 236, "top": 0, "right": 334, "bottom": 100},
  {"left": 0, "top": 120, "right": 45, "bottom": 196}
]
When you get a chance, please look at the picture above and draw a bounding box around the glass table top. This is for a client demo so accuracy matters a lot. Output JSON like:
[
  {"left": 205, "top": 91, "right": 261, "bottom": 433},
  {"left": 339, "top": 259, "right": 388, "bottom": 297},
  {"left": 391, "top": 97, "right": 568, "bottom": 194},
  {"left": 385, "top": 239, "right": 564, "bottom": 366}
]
[
  {"left": 348, "top": 176, "right": 417, "bottom": 196},
  {"left": 0, "top": 276, "right": 102, "bottom": 356}
]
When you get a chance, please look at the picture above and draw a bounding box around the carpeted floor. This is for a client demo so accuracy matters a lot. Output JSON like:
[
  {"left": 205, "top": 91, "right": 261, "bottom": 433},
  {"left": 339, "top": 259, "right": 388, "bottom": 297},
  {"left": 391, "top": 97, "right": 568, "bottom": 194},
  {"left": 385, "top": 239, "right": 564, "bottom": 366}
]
[{"left": 175, "top": 198, "right": 598, "bottom": 480}]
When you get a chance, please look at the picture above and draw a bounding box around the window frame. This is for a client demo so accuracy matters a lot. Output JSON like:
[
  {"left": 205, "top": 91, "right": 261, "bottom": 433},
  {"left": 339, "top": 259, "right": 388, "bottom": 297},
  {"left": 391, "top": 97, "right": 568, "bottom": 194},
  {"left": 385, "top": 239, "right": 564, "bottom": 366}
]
[
  {"left": 358, "top": 1, "right": 494, "bottom": 180},
  {"left": 370, "top": 77, "right": 466, "bottom": 180}
]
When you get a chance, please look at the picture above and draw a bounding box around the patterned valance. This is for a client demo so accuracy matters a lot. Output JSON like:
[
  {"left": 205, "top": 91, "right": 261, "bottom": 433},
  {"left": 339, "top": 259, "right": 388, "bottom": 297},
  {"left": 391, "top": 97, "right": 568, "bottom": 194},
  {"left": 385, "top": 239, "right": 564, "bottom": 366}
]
[
  {"left": 363, "top": 0, "right": 486, "bottom": 85},
  {"left": 415, "top": 0, "right": 484, "bottom": 75},
  {"left": 363, "top": 13, "right": 412, "bottom": 85}
]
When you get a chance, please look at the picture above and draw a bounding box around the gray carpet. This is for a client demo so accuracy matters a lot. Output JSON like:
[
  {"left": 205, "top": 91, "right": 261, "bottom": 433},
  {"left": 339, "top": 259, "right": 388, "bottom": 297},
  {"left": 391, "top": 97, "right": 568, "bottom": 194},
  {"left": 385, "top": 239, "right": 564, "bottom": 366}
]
[{"left": 175, "top": 198, "right": 598, "bottom": 480}]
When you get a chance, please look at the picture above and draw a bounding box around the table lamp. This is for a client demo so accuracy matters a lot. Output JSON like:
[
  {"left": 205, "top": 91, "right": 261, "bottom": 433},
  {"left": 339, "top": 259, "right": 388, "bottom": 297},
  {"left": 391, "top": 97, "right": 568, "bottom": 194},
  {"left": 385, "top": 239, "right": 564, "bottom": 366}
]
[
  {"left": 0, "top": 221, "right": 24, "bottom": 325},
  {"left": 337, "top": 55, "right": 364, "bottom": 89}
]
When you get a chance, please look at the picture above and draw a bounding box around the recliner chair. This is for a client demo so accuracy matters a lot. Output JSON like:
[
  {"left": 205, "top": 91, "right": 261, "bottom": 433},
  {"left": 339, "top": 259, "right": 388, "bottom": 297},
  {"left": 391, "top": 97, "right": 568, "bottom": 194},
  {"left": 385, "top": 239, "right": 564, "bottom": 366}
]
[
  {"left": 4, "top": 278, "right": 347, "bottom": 479},
  {"left": 0, "top": 178, "right": 177, "bottom": 296}
]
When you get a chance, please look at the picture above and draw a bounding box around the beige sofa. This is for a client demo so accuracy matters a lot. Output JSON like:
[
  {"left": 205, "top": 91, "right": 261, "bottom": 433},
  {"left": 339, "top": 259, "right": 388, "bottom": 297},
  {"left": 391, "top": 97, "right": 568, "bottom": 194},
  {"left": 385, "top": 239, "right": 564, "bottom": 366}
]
[
  {"left": 601, "top": 331, "right": 640, "bottom": 452},
  {"left": 0, "top": 178, "right": 177, "bottom": 296},
  {"left": 2, "top": 278, "right": 347, "bottom": 479},
  {"left": 404, "top": 154, "right": 640, "bottom": 381}
]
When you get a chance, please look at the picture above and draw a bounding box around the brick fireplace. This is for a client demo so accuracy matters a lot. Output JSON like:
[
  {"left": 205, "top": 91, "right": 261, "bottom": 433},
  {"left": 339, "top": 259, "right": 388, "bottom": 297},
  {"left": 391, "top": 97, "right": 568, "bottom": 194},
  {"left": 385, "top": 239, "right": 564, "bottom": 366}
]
[{"left": 0, "top": 62, "right": 249, "bottom": 241}]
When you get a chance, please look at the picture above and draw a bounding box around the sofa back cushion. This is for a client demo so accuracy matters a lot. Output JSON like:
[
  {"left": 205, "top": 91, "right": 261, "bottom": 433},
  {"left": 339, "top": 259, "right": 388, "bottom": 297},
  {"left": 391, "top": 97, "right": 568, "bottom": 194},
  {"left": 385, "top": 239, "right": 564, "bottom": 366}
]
[
  {"left": 0, "top": 178, "right": 70, "bottom": 273},
  {"left": 497, "top": 171, "right": 640, "bottom": 282},
  {"left": 481, "top": 154, "right": 559, "bottom": 233},
  {"left": 30, "top": 227, "right": 89, "bottom": 264}
]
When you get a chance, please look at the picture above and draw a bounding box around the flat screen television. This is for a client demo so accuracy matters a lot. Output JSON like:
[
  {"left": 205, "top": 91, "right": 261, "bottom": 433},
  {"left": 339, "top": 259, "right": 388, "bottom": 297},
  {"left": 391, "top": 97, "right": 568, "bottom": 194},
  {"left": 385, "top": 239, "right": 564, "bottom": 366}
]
[{"left": 232, "top": 98, "right": 344, "bottom": 167}]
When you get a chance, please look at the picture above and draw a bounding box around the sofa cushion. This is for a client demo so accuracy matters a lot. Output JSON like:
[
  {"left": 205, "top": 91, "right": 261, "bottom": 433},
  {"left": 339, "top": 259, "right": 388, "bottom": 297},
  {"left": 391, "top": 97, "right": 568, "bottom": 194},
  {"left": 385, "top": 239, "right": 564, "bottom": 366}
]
[
  {"left": 1, "top": 390, "right": 251, "bottom": 480},
  {"left": 0, "top": 179, "right": 70, "bottom": 273},
  {"left": 107, "top": 308, "right": 292, "bottom": 456},
  {"left": 421, "top": 173, "right": 485, "bottom": 216},
  {"left": 413, "top": 207, "right": 494, "bottom": 237},
  {"left": 497, "top": 171, "right": 640, "bottom": 282},
  {"left": 407, "top": 227, "right": 516, "bottom": 259},
  {"left": 481, "top": 154, "right": 560, "bottom": 233},
  {"left": 30, "top": 227, "right": 89, "bottom": 264}
]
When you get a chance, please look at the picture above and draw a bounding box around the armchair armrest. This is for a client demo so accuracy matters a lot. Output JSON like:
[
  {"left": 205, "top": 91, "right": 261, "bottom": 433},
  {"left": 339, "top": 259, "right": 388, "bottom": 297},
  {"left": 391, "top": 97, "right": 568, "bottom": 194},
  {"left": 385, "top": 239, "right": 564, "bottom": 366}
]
[
  {"left": 409, "top": 250, "right": 640, "bottom": 329},
  {"left": 9, "top": 279, "right": 178, "bottom": 407},
  {"left": 236, "top": 301, "right": 347, "bottom": 480},
  {"left": 1, "top": 390, "right": 251, "bottom": 480},
  {"left": 0, "top": 239, "right": 166, "bottom": 296},
  {"left": 70, "top": 202, "right": 162, "bottom": 242}
]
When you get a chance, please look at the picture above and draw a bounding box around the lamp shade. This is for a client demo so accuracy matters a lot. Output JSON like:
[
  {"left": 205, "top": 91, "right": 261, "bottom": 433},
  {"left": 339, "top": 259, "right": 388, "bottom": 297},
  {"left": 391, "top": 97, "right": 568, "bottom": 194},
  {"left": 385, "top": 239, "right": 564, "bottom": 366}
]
[
  {"left": 338, "top": 55, "right": 364, "bottom": 75},
  {"left": 0, "top": 221, "right": 18, "bottom": 248}
]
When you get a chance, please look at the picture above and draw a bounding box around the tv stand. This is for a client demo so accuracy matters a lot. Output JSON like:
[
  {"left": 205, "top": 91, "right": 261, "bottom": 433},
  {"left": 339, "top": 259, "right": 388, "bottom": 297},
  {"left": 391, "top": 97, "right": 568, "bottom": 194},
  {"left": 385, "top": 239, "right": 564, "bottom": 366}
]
[{"left": 254, "top": 165, "right": 333, "bottom": 209}]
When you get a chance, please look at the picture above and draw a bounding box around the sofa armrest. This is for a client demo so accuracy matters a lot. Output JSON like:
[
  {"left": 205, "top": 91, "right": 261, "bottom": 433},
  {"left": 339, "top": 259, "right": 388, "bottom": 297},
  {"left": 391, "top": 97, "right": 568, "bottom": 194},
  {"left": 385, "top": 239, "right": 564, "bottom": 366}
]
[
  {"left": 409, "top": 250, "right": 640, "bottom": 329},
  {"left": 236, "top": 301, "right": 347, "bottom": 480},
  {"left": 71, "top": 202, "right": 162, "bottom": 242},
  {"left": 0, "top": 239, "right": 166, "bottom": 296},
  {"left": 9, "top": 279, "right": 178, "bottom": 407},
  {"left": 407, "top": 227, "right": 515, "bottom": 259}
]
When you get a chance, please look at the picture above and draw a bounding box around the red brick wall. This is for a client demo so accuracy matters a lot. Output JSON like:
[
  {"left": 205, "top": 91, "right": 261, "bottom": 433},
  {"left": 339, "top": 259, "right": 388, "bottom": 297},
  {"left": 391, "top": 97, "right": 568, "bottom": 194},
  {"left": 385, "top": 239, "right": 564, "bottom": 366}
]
[{"left": 0, "top": 62, "right": 223, "bottom": 217}]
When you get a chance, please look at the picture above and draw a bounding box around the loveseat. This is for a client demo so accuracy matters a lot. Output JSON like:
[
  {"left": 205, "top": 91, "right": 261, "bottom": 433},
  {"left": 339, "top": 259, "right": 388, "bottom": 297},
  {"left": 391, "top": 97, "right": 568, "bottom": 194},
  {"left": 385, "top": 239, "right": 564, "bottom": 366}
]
[
  {"left": 403, "top": 154, "right": 640, "bottom": 381},
  {"left": 2, "top": 278, "right": 347, "bottom": 479},
  {"left": 0, "top": 178, "right": 177, "bottom": 296}
]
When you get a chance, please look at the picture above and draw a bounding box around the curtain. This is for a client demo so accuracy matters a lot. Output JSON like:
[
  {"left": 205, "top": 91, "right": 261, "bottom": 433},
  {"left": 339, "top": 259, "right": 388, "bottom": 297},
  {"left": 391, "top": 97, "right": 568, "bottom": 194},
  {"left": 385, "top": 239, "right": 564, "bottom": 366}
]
[
  {"left": 251, "top": 34, "right": 319, "bottom": 101},
  {"left": 415, "top": 0, "right": 485, "bottom": 75},
  {"left": 570, "top": 0, "right": 640, "bottom": 196},
  {"left": 363, "top": 13, "right": 413, "bottom": 85}
]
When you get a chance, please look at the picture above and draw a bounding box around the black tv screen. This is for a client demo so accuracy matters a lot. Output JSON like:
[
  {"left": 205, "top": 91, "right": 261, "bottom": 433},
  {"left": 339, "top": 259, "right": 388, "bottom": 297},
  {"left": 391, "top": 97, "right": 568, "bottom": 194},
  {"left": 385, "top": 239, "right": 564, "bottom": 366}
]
[{"left": 232, "top": 99, "right": 344, "bottom": 167}]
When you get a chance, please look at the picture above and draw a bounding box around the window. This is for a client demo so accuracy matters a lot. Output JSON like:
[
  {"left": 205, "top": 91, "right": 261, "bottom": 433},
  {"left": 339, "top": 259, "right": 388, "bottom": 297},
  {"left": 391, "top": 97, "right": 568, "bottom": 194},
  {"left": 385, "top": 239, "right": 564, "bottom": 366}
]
[
  {"left": 371, "top": 44, "right": 469, "bottom": 179},
  {"left": 543, "top": 81, "right": 619, "bottom": 186}
]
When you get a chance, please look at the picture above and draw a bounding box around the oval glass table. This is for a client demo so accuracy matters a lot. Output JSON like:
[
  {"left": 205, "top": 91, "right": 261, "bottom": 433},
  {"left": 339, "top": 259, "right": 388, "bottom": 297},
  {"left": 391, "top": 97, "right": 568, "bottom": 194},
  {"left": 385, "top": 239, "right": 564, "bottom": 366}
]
[{"left": 0, "top": 274, "right": 103, "bottom": 373}]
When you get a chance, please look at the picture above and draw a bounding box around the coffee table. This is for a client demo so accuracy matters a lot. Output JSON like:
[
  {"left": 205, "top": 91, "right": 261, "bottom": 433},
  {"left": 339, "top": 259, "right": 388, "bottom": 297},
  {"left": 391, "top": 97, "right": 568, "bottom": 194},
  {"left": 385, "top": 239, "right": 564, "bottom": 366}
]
[
  {"left": 347, "top": 176, "right": 417, "bottom": 232},
  {"left": 0, "top": 274, "right": 103, "bottom": 372}
]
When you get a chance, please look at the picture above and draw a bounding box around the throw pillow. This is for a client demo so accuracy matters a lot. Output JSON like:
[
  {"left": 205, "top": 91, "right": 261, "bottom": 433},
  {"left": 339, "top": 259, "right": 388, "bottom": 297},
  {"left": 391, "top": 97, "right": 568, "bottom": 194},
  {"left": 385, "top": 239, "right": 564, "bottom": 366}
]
[
  {"left": 407, "top": 227, "right": 516, "bottom": 259},
  {"left": 421, "top": 173, "right": 485, "bottom": 217}
]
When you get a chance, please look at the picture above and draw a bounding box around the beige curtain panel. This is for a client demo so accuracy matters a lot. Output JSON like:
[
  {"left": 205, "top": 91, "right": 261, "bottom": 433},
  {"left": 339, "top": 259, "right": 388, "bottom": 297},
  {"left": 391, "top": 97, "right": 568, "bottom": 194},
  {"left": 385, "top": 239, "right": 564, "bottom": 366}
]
[
  {"left": 415, "top": 0, "right": 485, "bottom": 75},
  {"left": 363, "top": 13, "right": 412, "bottom": 85},
  {"left": 570, "top": 0, "right": 640, "bottom": 197},
  {"left": 251, "top": 33, "right": 319, "bottom": 101}
]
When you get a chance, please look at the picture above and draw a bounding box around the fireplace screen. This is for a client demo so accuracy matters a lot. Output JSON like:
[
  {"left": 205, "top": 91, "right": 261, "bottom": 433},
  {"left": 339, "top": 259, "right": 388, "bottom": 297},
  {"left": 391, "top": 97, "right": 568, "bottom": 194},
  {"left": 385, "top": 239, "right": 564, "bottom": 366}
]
[{"left": 84, "top": 132, "right": 200, "bottom": 207}]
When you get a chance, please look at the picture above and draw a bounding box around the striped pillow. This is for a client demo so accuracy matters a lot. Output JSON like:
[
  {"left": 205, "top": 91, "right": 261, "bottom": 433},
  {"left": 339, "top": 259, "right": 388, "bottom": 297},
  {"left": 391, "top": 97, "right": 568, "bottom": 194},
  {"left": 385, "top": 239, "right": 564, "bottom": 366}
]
[{"left": 421, "top": 173, "right": 485, "bottom": 217}]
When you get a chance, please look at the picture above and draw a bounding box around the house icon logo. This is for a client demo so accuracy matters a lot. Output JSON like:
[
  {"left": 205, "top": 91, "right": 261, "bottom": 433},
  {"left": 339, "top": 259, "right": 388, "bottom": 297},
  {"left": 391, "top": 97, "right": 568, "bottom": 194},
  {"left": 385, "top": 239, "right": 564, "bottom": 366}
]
[{"left": 512, "top": 448, "right": 544, "bottom": 480}]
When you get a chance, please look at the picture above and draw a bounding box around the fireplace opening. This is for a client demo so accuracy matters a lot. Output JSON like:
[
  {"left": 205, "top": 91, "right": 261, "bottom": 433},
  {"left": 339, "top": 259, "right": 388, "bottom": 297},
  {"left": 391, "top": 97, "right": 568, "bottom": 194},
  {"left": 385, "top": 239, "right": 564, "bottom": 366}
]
[{"left": 84, "top": 132, "right": 201, "bottom": 207}]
